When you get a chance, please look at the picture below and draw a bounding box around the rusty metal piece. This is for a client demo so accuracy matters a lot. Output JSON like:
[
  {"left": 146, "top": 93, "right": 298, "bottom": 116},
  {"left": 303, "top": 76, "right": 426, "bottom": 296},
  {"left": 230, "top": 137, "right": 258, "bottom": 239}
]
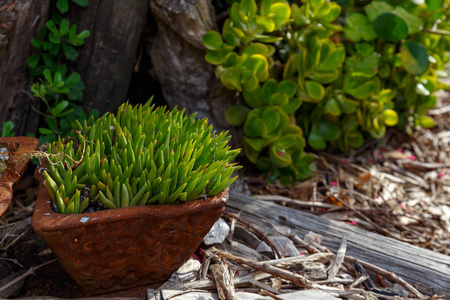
[
  {"left": 0, "top": 137, "right": 39, "bottom": 218},
  {"left": 32, "top": 169, "right": 228, "bottom": 296}
]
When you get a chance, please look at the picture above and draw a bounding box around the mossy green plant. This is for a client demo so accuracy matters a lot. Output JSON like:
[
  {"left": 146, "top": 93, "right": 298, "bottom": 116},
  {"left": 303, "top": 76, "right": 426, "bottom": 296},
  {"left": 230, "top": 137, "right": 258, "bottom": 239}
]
[{"left": 43, "top": 100, "right": 241, "bottom": 214}]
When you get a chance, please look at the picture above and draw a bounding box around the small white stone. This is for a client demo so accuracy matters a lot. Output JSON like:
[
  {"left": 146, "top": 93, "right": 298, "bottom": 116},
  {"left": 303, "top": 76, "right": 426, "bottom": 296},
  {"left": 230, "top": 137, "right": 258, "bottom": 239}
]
[
  {"left": 203, "top": 218, "right": 230, "bottom": 245},
  {"left": 43, "top": 213, "right": 50, "bottom": 216},
  {"left": 80, "top": 216, "right": 90, "bottom": 223},
  {"left": 221, "top": 197, "right": 227, "bottom": 202}
]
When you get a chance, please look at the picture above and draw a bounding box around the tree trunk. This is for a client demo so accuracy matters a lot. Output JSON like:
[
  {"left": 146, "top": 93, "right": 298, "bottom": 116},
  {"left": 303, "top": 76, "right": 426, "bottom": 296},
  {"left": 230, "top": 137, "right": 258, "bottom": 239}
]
[
  {"left": 0, "top": 0, "right": 50, "bottom": 136},
  {"left": 68, "top": 0, "right": 149, "bottom": 115},
  {"left": 148, "top": 0, "right": 238, "bottom": 130}
]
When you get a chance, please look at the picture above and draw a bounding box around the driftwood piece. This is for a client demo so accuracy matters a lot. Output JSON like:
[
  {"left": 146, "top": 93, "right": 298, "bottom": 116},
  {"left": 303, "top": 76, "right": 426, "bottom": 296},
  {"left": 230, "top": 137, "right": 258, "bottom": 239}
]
[
  {"left": 0, "top": 0, "right": 50, "bottom": 135},
  {"left": 211, "top": 262, "right": 237, "bottom": 300},
  {"left": 68, "top": 0, "right": 148, "bottom": 114},
  {"left": 148, "top": 0, "right": 238, "bottom": 131},
  {"left": 227, "top": 192, "right": 450, "bottom": 297}
]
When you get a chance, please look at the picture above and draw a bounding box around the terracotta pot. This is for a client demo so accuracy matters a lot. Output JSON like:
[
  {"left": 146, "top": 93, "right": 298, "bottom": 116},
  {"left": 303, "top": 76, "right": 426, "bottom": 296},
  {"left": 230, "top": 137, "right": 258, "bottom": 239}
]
[
  {"left": 32, "top": 169, "right": 228, "bottom": 295},
  {"left": 0, "top": 137, "right": 39, "bottom": 217}
]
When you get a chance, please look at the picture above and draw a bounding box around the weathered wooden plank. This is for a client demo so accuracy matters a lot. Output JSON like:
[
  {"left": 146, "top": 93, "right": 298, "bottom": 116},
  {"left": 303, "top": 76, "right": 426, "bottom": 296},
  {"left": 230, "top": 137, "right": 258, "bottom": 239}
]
[
  {"left": 227, "top": 192, "right": 450, "bottom": 297},
  {"left": 68, "top": 0, "right": 148, "bottom": 114},
  {"left": 148, "top": 0, "right": 239, "bottom": 133},
  {"left": 0, "top": 0, "right": 50, "bottom": 135}
]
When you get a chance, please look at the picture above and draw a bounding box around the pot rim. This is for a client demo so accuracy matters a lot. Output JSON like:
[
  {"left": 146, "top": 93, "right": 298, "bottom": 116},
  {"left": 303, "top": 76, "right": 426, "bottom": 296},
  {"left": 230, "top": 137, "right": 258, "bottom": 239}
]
[{"left": 33, "top": 169, "right": 229, "bottom": 231}]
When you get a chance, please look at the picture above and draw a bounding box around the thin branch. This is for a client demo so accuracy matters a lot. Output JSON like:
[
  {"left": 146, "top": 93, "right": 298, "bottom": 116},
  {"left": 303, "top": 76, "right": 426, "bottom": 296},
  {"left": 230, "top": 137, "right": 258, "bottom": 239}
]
[
  {"left": 212, "top": 248, "right": 315, "bottom": 288},
  {"left": 422, "top": 29, "right": 450, "bottom": 36},
  {"left": 345, "top": 256, "right": 425, "bottom": 299},
  {"left": 0, "top": 259, "right": 57, "bottom": 294},
  {"left": 223, "top": 211, "right": 283, "bottom": 259}
]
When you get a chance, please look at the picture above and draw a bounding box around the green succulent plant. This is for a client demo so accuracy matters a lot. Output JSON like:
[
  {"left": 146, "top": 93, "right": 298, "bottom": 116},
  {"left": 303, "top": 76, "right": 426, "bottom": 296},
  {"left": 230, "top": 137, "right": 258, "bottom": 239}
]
[
  {"left": 42, "top": 100, "right": 241, "bottom": 214},
  {"left": 203, "top": 0, "right": 449, "bottom": 183}
]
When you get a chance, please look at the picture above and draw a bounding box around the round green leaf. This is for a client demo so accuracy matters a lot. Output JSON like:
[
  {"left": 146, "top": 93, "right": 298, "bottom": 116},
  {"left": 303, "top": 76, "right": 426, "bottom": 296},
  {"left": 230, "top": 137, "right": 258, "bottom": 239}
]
[
  {"left": 242, "top": 75, "right": 259, "bottom": 92},
  {"left": 325, "top": 98, "right": 341, "bottom": 116},
  {"left": 292, "top": 4, "right": 309, "bottom": 26},
  {"left": 268, "top": 2, "right": 291, "bottom": 27},
  {"left": 205, "top": 52, "right": 225, "bottom": 65},
  {"left": 380, "top": 109, "right": 398, "bottom": 126},
  {"left": 261, "top": 108, "right": 280, "bottom": 133},
  {"left": 243, "top": 86, "right": 265, "bottom": 108},
  {"left": 223, "top": 52, "right": 238, "bottom": 68},
  {"left": 220, "top": 68, "right": 242, "bottom": 91},
  {"left": 240, "top": 0, "right": 257, "bottom": 19},
  {"left": 269, "top": 145, "right": 292, "bottom": 168},
  {"left": 226, "top": 105, "right": 251, "bottom": 126},
  {"left": 346, "top": 81, "right": 375, "bottom": 100},
  {"left": 321, "top": 4, "right": 341, "bottom": 22},
  {"left": 418, "top": 115, "right": 435, "bottom": 128},
  {"left": 244, "top": 116, "right": 268, "bottom": 137},
  {"left": 277, "top": 81, "right": 297, "bottom": 98},
  {"left": 373, "top": 13, "right": 408, "bottom": 42},
  {"left": 271, "top": 92, "right": 289, "bottom": 106},
  {"left": 277, "top": 134, "right": 305, "bottom": 150},
  {"left": 347, "top": 132, "right": 364, "bottom": 148},
  {"left": 262, "top": 79, "right": 277, "bottom": 104},
  {"left": 256, "top": 16, "right": 276, "bottom": 32},
  {"left": 242, "top": 43, "right": 269, "bottom": 59},
  {"left": 203, "top": 31, "right": 223, "bottom": 51},
  {"left": 305, "top": 81, "right": 325, "bottom": 101},
  {"left": 244, "top": 137, "right": 266, "bottom": 152},
  {"left": 244, "top": 54, "right": 269, "bottom": 75},
  {"left": 308, "top": 125, "right": 326, "bottom": 150},
  {"left": 260, "top": 0, "right": 272, "bottom": 16},
  {"left": 317, "top": 120, "right": 340, "bottom": 141},
  {"left": 281, "top": 98, "right": 302, "bottom": 115},
  {"left": 336, "top": 95, "right": 358, "bottom": 114},
  {"left": 244, "top": 140, "right": 261, "bottom": 163},
  {"left": 369, "top": 118, "right": 386, "bottom": 139},
  {"left": 401, "top": 41, "right": 429, "bottom": 76},
  {"left": 318, "top": 47, "right": 345, "bottom": 71},
  {"left": 314, "top": 2, "right": 332, "bottom": 19}
]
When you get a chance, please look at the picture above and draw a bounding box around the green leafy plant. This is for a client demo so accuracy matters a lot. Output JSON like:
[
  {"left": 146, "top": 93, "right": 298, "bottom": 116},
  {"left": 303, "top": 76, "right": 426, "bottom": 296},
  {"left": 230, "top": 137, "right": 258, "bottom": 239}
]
[
  {"left": 28, "top": 0, "right": 92, "bottom": 144},
  {"left": 42, "top": 100, "right": 241, "bottom": 214},
  {"left": 204, "top": 0, "right": 449, "bottom": 183},
  {"left": 1, "top": 121, "right": 15, "bottom": 137}
]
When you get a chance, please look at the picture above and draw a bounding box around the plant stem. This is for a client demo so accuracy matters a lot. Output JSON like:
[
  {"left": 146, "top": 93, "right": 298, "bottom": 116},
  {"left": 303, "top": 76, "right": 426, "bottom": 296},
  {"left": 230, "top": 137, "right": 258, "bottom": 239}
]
[
  {"left": 0, "top": 259, "right": 57, "bottom": 294},
  {"left": 422, "top": 29, "right": 450, "bottom": 36}
]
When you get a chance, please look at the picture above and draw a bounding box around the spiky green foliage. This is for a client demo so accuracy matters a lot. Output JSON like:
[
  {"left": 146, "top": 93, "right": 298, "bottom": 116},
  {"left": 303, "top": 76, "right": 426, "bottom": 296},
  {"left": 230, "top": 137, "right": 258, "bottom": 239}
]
[{"left": 43, "top": 100, "right": 241, "bottom": 214}]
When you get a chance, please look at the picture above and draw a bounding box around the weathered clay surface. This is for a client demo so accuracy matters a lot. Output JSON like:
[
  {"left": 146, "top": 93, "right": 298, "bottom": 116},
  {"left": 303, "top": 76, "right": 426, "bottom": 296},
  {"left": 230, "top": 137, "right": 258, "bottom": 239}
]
[
  {"left": 0, "top": 137, "right": 39, "bottom": 217},
  {"left": 32, "top": 170, "right": 228, "bottom": 295}
]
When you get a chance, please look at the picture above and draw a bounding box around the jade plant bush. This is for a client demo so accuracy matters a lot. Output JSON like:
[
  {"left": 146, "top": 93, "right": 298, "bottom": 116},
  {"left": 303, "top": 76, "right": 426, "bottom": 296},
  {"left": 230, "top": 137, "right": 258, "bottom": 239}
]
[
  {"left": 203, "top": 0, "right": 449, "bottom": 183},
  {"left": 42, "top": 101, "right": 240, "bottom": 214}
]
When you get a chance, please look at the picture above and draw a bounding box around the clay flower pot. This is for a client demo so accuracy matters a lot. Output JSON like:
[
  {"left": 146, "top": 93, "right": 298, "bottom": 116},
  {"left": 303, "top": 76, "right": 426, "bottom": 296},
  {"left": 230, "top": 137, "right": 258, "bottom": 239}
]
[
  {"left": 0, "top": 137, "right": 39, "bottom": 218},
  {"left": 32, "top": 169, "right": 228, "bottom": 295}
]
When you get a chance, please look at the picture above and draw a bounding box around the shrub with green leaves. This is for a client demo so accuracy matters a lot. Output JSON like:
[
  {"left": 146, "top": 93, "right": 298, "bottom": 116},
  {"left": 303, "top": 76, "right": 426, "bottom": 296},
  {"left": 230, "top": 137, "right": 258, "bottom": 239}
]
[
  {"left": 28, "top": 0, "right": 94, "bottom": 144},
  {"left": 203, "top": 0, "right": 449, "bottom": 183},
  {"left": 1, "top": 121, "right": 15, "bottom": 137},
  {"left": 42, "top": 100, "right": 241, "bottom": 214}
]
